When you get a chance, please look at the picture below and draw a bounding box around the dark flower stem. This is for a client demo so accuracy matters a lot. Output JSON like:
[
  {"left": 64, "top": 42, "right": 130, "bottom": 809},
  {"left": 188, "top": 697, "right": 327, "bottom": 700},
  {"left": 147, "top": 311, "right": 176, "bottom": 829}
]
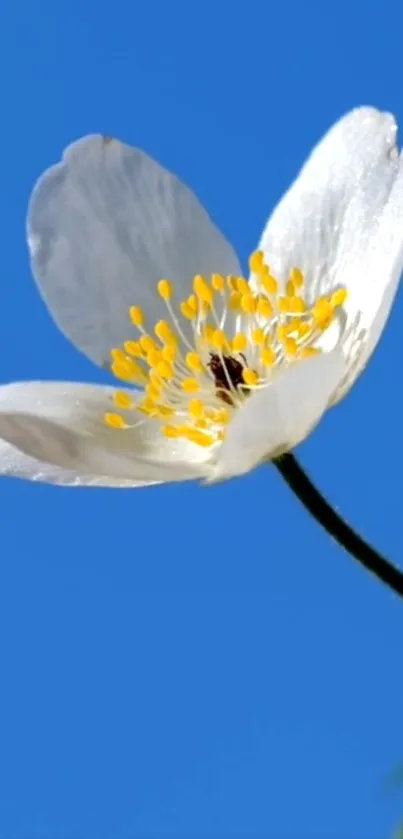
[{"left": 273, "top": 452, "right": 403, "bottom": 597}]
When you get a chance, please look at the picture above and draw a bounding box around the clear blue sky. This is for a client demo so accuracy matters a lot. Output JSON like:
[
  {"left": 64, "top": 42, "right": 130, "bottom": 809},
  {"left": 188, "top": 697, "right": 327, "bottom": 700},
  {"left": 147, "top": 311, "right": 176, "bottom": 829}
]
[{"left": 0, "top": 2, "right": 402, "bottom": 837}]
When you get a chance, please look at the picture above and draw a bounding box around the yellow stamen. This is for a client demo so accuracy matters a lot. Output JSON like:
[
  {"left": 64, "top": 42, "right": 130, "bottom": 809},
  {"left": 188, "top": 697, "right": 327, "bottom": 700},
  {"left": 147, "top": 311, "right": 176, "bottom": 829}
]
[
  {"left": 147, "top": 348, "right": 163, "bottom": 367},
  {"left": 193, "top": 274, "right": 213, "bottom": 304},
  {"left": 180, "top": 300, "right": 197, "bottom": 320},
  {"left": 284, "top": 337, "right": 298, "bottom": 356},
  {"left": 139, "top": 335, "right": 157, "bottom": 353},
  {"left": 242, "top": 368, "right": 259, "bottom": 386},
  {"left": 162, "top": 344, "right": 176, "bottom": 362},
  {"left": 104, "top": 412, "right": 127, "bottom": 429},
  {"left": 157, "top": 361, "right": 174, "bottom": 379},
  {"left": 261, "top": 271, "right": 278, "bottom": 295},
  {"left": 248, "top": 250, "right": 265, "bottom": 273},
  {"left": 300, "top": 346, "right": 320, "bottom": 358},
  {"left": 211, "top": 329, "right": 229, "bottom": 350},
  {"left": 111, "top": 359, "right": 146, "bottom": 384},
  {"left": 186, "top": 351, "right": 203, "bottom": 372},
  {"left": 157, "top": 279, "right": 173, "bottom": 300},
  {"left": 252, "top": 327, "right": 265, "bottom": 346},
  {"left": 124, "top": 340, "right": 143, "bottom": 357},
  {"left": 240, "top": 293, "right": 256, "bottom": 314},
  {"left": 229, "top": 291, "right": 242, "bottom": 310},
  {"left": 129, "top": 306, "right": 144, "bottom": 327},
  {"left": 289, "top": 267, "right": 304, "bottom": 289},
  {"left": 113, "top": 391, "right": 134, "bottom": 410},
  {"left": 236, "top": 277, "right": 250, "bottom": 295},
  {"left": 185, "top": 429, "right": 215, "bottom": 447},
  {"left": 181, "top": 378, "right": 200, "bottom": 393},
  {"left": 155, "top": 320, "right": 174, "bottom": 342},
  {"left": 188, "top": 399, "right": 204, "bottom": 418},
  {"left": 331, "top": 288, "right": 348, "bottom": 307},
  {"left": 312, "top": 297, "right": 333, "bottom": 328},
  {"left": 232, "top": 333, "right": 248, "bottom": 352},
  {"left": 211, "top": 273, "right": 225, "bottom": 292},
  {"left": 256, "top": 297, "right": 273, "bottom": 319},
  {"left": 261, "top": 347, "right": 276, "bottom": 366}
]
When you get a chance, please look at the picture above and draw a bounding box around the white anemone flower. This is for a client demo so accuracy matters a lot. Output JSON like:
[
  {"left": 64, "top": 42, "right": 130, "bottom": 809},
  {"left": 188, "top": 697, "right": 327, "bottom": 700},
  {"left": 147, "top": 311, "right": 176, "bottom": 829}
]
[{"left": 0, "top": 106, "right": 403, "bottom": 488}]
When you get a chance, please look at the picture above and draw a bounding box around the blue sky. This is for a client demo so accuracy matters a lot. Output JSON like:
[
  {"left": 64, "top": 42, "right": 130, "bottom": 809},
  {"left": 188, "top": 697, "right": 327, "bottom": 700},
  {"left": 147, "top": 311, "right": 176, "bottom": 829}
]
[{"left": 0, "top": 1, "right": 403, "bottom": 837}]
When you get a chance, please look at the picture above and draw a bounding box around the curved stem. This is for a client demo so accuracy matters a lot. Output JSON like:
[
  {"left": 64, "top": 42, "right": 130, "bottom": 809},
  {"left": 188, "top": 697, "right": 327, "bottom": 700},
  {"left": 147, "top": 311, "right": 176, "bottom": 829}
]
[{"left": 273, "top": 452, "right": 403, "bottom": 597}]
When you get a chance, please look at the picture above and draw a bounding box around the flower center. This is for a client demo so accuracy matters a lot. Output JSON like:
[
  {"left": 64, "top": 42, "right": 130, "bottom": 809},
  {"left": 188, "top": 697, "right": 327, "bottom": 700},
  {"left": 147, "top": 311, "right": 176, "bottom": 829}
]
[{"left": 103, "top": 250, "right": 347, "bottom": 448}]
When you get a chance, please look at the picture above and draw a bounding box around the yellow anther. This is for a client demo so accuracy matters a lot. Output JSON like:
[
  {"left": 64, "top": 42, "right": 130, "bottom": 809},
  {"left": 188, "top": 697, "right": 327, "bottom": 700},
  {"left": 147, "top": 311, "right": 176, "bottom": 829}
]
[
  {"left": 300, "top": 346, "right": 321, "bottom": 358},
  {"left": 213, "top": 407, "right": 230, "bottom": 424},
  {"left": 227, "top": 275, "right": 239, "bottom": 291},
  {"left": 139, "top": 335, "right": 157, "bottom": 353},
  {"left": 232, "top": 333, "right": 248, "bottom": 352},
  {"left": 211, "top": 329, "right": 229, "bottom": 350},
  {"left": 252, "top": 327, "right": 265, "bottom": 346},
  {"left": 145, "top": 383, "right": 161, "bottom": 402},
  {"left": 202, "top": 324, "right": 215, "bottom": 343},
  {"left": 261, "top": 347, "right": 276, "bottom": 366},
  {"left": 284, "top": 337, "right": 298, "bottom": 356},
  {"left": 289, "top": 267, "right": 304, "bottom": 289},
  {"left": 104, "top": 412, "right": 127, "bottom": 429},
  {"left": 248, "top": 249, "right": 265, "bottom": 273},
  {"left": 162, "top": 425, "right": 182, "bottom": 438},
  {"left": 312, "top": 297, "right": 334, "bottom": 328},
  {"left": 180, "top": 301, "right": 196, "bottom": 320},
  {"left": 155, "top": 320, "right": 173, "bottom": 342},
  {"left": 288, "top": 296, "right": 306, "bottom": 314},
  {"left": 157, "top": 361, "right": 174, "bottom": 379},
  {"left": 278, "top": 296, "right": 292, "bottom": 313},
  {"left": 110, "top": 348, "right": 127, "bottom": 363},
  {"left": 240, "top": 293, "right": 256, "bottom": 314},
  {"left": 193, "top": 274, "right": 213, "bottom": 304},
  {"left": 331, "top": 288, "right": 348, "bottom": 307},
  {"left": 147, "top": 348, "right": 162, "bottom": 367},
  {"left": 111, "top": 359, "right": 146, "bottom": 384},
  {"left": 236, "top": 277, "right": 250, "bottom": 295},
  {"left": 124, "top": 340, "right": 143, "bottom": 357},
  {"left": 138, "top": 397, "right": 158, "bottom": 416},
  {"left": 181, "top": 378, "right": 200, "bottom": 393},
  {"left": 261, "top": 272, "right": 278, "bottom": 295},
  {"left": 155, "top": 405, "right": 174, "bottom": 418},
  {"left": 229, "top": 291, "right": 242, "bottom": 310},
  {"left": 188, "top": 399, "right": 205, "bottom": 418},
  {"left": 256, "top": 297, "right": 273, "bottom": 319},
  {"left": 157, "top": 279, "right": 173, "bottom": 300},
  {"left": 242, "top": 367, "right": 259, "bottom": 386},
  {"left": 286, "top": 279, "right": 296, "bottom": 296},
  {"left": 211, "top": 273, "right": 225, "bottom": 292},
  {"left": 162, "top": 344, "right": 176, "bottom": 362},
  {"left": 186, "top": 351, "right": 203, "bottom": 372},
  {"left": 185, "top": 429, "right": 215, "bottom": 447},
  {"left": 297, "top": 321, "right": 312, "bottom": 338},
  {"left": 113, "top": 391, "right": 134, "bottom": 410},
  {"left": 129, "top": 306, "right": 144, "bottom": 327}
]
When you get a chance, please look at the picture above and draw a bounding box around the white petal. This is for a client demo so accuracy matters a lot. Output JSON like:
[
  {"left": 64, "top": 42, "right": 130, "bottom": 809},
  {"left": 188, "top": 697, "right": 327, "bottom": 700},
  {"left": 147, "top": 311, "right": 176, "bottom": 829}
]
[
  {"left": 28, "top": 136, "right": 241, "bottom": 368},
  {"left": 252, "top": 107, "right": 403, "bottom": 399},
  {"left": 211, "top": 350, "right": 344, "bottom": 481},
  {"left": 0, "top": 439, "right": 156, "bottom": 488},
  {"left": 0, "top": 382, "right": 211, "bottom": 483}
]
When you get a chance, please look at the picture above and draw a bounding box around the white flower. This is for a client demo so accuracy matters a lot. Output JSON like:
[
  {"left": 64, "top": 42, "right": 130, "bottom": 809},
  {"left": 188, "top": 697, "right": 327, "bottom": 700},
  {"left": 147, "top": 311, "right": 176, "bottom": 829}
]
[{"left": 0, "top": 106, "right": 402, "bottom": 488}]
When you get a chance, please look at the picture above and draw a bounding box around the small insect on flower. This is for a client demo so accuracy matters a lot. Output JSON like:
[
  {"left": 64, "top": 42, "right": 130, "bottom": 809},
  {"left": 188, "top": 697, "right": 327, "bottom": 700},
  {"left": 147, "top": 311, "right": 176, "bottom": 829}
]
[{"left": 0, "top": 107, "right": 402, "bottom": 487}]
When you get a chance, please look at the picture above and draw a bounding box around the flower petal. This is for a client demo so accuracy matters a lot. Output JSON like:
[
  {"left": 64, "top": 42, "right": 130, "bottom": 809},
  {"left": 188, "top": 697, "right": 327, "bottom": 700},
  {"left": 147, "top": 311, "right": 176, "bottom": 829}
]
[
  {"left": 28, "top": 136, "right": 241, "bottom": 368},
  {"left": 210, "top": 350, "right": 344, "bottom": 481},
  {"left": 0, "top": 439, "right": 155, "bottom": 487},
  {"left": 0, "top": 382, "right": 212, "bottom": 483},
  {"left": 252, "top": 107, "right": 403, "bottom": 399}
]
